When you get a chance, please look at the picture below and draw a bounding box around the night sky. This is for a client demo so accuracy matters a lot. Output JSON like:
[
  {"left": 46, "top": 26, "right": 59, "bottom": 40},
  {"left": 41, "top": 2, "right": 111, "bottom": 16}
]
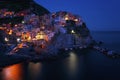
[{"left": 35, "top": 0, "right": 120, "bottom": 31}]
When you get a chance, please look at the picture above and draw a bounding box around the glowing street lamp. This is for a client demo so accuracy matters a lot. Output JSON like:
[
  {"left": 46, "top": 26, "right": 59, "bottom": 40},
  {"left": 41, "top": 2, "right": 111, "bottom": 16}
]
[
  {"left": 17, "top": 38, "right": 21, "bottom": 43},
  {"left": 71, "top": 30, "right": 75, "bottom": 34},
  {"left": 65, "top": 15, "right": 69, "bottom": 20},
  {"left": 65, "top": 17, "right": 69, "bottom": 20},
  {"left": 5, "top": 37, "right": 9, "bottom": 42},
  {"left": 22, "top": 21, "right": 25, "bottom": 24},
  {"left": 74, "top": 18, "right": 78, "bottom": 22},
  {"left": 8, "top": 30, "right": 12, "bottom": 35}
]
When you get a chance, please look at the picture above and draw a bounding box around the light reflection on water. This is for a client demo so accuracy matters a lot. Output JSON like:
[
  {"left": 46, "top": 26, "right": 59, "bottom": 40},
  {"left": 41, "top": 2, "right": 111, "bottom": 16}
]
[
  {"left": 28, "top": 63, "right": 42, "bottom": 80},
  {"left": 67, "top": 52, "right": 78, "bottom": 75},
  {"left": 2, "top": 63, "right": 23, "bottom": 80},
  {"left": 0, "top": 52, "right": 83, "bottom": 80},
  {"left": 0, "top": 31, "right": 120, "bottom": 80}
]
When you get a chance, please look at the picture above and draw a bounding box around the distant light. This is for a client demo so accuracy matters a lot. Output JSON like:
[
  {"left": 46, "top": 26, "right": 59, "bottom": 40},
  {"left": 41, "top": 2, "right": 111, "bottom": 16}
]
[
  {"left": 21, "top": 13, "right": 24, "bottom": 16},
  {"left": 71, "top": 30, "right": 75, "bottom": 34},
  {"left": 41, "top": 26, "right": 45, "bottom": 30},
  {"left": 74, "top": 19, "right": 78, "bottom": 22},
  {"left": 8, "top": 30, "right": 12, "bottom": 35},
  {"left": 5, "top": 37, "right": 9, "bottom": 42},
  {"left": 22, "top": 21, "right": 25, "bottom": 24},
  {"left": 36, "top": 32, "right": 44, "bottom": 40},
  {"left": 17, "top": 38, "right": 21, "bottom": 43},
  {"left": 15, "top": 24, "right": 17, "bottom": 27},
  {"left": 27, "top": 36, "right": 31, "bottom": 41},
  {"left": 4, "top": 14, "right": 6, "bottom": 16},
  {"left": 65, "top": 17, "right": 69, "bottom": 20},
  {"left": 65, "top": 15, "right": 69, "bottom": 20}
]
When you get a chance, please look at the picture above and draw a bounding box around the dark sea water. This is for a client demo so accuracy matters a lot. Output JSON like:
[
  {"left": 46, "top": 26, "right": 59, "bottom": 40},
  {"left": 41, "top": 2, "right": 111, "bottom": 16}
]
[{"left": 0, "top": 31, "right": 120, "bottom": 80}]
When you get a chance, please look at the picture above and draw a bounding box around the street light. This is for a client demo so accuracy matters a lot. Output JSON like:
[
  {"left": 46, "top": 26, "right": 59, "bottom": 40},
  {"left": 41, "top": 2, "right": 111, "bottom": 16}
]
[
  {"left": 5, "top": 37, "right": 9, "bottom": 42},
  {"left": 17, "top": 38, "right": 21, "bottom": 43},
  {"left": 65, "top": 15, "right": 69, "bottom": 20},
  {"left": 22, "top": 21, "right": 25, "bottom": 24},
  {"left": 71, "top": 30, "right": 75, "bottom": 34}
]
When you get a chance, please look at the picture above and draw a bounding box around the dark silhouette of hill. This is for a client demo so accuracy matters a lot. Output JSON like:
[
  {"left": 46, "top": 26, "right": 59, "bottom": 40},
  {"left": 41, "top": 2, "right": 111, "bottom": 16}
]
[{"left": 0, "top": 0, "right": 50, "bottom": 15}]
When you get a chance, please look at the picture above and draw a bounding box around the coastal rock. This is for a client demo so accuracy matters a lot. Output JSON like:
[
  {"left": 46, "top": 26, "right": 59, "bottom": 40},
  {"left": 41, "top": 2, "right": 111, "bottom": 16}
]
[{"left": 0, "top": 0, "right": 94, "bottom": 60}]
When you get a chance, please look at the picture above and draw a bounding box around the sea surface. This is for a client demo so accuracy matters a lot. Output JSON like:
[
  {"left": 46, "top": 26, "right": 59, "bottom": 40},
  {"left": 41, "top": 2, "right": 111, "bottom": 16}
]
[{"left": 0, "top": 31, "right": 120, "bottom": 80}]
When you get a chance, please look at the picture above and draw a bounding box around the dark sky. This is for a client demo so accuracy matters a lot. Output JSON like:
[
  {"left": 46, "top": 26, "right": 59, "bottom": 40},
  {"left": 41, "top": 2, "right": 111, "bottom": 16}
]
[{"left": 35, "top": 0, "right": 120, "bottom": 31}]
